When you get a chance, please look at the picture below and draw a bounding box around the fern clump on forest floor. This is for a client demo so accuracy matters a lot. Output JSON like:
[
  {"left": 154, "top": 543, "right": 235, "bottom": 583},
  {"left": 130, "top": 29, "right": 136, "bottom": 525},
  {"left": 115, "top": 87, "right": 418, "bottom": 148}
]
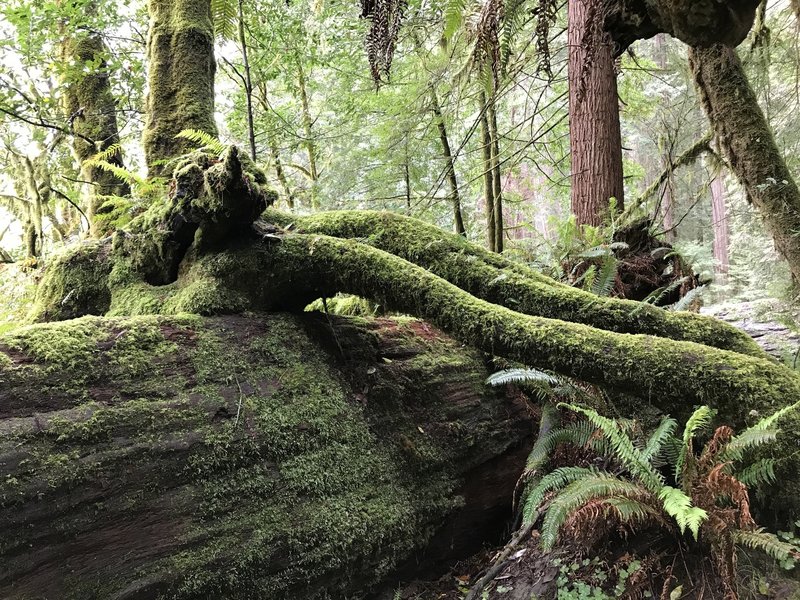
[{"left": 517, "top": 394, "right": 800, "bottom": 599}]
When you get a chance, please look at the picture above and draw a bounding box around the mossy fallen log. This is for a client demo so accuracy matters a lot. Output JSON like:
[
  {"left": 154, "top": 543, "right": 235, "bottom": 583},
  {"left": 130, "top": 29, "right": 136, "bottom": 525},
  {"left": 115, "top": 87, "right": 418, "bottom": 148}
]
[
  {"left": 0, "top": 313, "right": 531, "bottom": 599},
  {"left": 24, "top": 149, "right": 800, "bottom": 521},
  {"left": 262, "top": 208, "right": 763, "bottom": 357}
]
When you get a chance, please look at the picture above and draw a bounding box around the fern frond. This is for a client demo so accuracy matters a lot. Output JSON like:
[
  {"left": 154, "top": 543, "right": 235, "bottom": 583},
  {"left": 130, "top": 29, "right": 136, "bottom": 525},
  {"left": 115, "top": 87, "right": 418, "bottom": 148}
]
[
  {"left": 522, "top": 466, "right": 597, "bottom": 525},
  {"left": 602, "top": 496, "right": 662, "bottom": 526},
  {"left": 92, "top": 143, "right": 123, "bottom": 163},
  {"left": 675, "top": 406, "right": 715, "bottom": 481},
  {"left": 212, "top": 0, "right": 238, "bottom": 40},
  {"left": 719, "top": 428, "right": 778, "bottom": 463},
  {"left": 640, "top": 276, "right": 690, "bottom": 307},
  {"left": 176, "top": 129, "right": 226, "bottom": 154},
  {"left": 734, "top": 458, "right": 777, "bottom": 488},
  {"left": 590, "top": 254, "right": 617, "bottom": 297},
  {"left": 559, "top": 403, "right": 664, "bottom": 492},
  {"left": 658, "top": 485, "right": 707, "bottom": 539},
  {"left": 486, "top": 368, "right": 560, "bottom": 387},
  {"left": 733, "top": 529, "right": 800, "bottom": 562},
  {"left": 747, "top": 400, "right": 800, "bottom": 431},
  {"left": 669, "top": 286, "right": 705, "bottom": 312},
  {"left": 540, "top": 473, "right": 648, "bottom": 549},
  {"left": 642, "top": 416, "right": 678, "bottom": 463},
  {"left": 443, "top": 0, "right": 468, "bottom": 41},
  {"left": 524, "top": 421, "right": 598, "bottom": 472},
  {"left": 84, "top": 158, "right": 145, "bottom": 187}
]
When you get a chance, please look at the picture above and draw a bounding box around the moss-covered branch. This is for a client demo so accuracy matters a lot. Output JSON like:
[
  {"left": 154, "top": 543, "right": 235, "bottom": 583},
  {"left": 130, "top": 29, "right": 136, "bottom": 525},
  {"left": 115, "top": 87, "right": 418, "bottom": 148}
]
[
  {"left": 262, "top": 208, "right": 763, "bottom": 357},
  {"left": 92, "top": 229, "right": 800, "bottom": 514}
]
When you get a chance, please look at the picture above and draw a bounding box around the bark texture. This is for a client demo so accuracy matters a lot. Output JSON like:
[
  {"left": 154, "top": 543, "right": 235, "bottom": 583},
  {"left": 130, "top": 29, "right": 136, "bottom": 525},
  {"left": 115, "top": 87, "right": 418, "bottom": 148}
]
[
  {"left": 711, "top": 170, "right": 730, "bottom": 283},
  {"left": 431, "top": 89, "right": 466, "bottom": 236},
  {"left": 0, "top": 313, "right": 531, "bottom": 599},
  {"left": 143, "top": 0, "right": 218, "bottom": 177},
  {"left": 690, "top": 44, "right": 800, "bottom": 282},
  {"left": 569, "top": 0, "right": 625, "bottom": 226},
  {"left": 604, "top": 0, "right": 761, "bottom": 51},
  {"left": 61, "top": 33, "right": 130, "bottom": 235}
]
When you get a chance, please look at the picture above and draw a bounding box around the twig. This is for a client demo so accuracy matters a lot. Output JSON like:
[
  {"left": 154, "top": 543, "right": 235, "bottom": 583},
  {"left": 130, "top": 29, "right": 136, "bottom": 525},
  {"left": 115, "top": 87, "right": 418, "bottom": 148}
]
[
  {"left": 464, "top": 523, "right": 535, "bottom": 600},
  {"left": 234, "top": 373, "right": 244, "bottom": 428}
]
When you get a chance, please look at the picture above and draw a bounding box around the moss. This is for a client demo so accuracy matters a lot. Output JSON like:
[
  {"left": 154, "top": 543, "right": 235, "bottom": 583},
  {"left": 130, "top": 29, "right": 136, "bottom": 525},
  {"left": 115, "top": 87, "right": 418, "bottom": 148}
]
[
  {"left": 263, "top": 208, "right": 764, "bottom": 357},
  {"left": 142, "top": 0, "right": 217, "bottom": 176},
  {"left": 3, "top": 313, "right": 521, "bottom": 598},
  {"left": 27, "top": 242, "right": 112, "bottom": 323}
]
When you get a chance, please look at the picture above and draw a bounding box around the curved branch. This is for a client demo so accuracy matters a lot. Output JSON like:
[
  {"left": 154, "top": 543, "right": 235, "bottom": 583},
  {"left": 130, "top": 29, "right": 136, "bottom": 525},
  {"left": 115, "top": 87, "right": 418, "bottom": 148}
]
[{"left": 262, "top": 209, "right": 764, "bottom": 357}]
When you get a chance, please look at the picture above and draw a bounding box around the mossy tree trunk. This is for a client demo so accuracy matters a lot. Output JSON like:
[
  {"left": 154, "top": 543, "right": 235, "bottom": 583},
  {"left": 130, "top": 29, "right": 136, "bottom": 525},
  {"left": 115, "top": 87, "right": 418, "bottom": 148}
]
[
  {"left": 61, "top": 33, "right": 131, "bottom": 236},
  {"left": 143, "top": 0, "right": 218, "bottom": 177},
  {"left": 604, "top": 0, "right": 761, "bottom": 50},
  {"left": 29, "top": 143, "right": 800, "bottom": 511},
  {"left": 690, "top": 44, "right": 800, "bottom": 282}
]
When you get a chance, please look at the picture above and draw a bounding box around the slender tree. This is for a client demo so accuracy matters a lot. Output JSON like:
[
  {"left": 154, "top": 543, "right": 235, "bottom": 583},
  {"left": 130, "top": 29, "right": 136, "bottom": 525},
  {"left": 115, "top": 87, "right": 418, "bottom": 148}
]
[
  {"left": 61, "top": 31, "right": 130, "bottom": 236},
  {"left": 430, "top": 89, "right": 466, "bottom": 236}
]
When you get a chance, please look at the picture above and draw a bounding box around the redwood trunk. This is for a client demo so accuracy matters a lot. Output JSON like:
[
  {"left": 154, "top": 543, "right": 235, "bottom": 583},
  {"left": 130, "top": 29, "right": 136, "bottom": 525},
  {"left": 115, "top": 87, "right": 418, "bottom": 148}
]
[
  {"left": 568, "top": 0, "right": 625, "bottom": 226},
  {"left": 711, "top": 170, "right": 730, "bottom": 283}
]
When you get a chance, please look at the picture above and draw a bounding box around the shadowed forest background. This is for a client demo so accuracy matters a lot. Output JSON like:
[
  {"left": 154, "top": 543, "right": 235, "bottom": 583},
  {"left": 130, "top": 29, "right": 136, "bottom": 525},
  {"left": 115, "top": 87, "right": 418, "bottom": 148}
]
[{"left": 4, "top": 0, "right": 800, "bottom": 598}]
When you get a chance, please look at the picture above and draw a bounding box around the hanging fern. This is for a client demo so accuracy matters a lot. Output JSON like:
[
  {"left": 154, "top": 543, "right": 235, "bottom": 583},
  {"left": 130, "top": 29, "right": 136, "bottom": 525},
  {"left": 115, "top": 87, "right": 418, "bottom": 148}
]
[{"left": 212, "top": 0, "right": 238, "bottom": 41}]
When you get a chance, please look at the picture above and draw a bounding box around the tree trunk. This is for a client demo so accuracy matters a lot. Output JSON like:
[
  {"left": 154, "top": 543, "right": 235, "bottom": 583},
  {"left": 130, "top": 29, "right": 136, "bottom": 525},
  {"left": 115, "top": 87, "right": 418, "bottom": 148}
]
[
  {"left": 269, "top": 136, "right": 295, "bottom": 210},
  {"left": 430, "top": 89, "right": 466, "bottom": 236},
  {"left": 61, "top": 33, "right": 131, "bottom": 236},
  {"left": 487, "top": 100, "right": 504, "bottom": 252},
  {"left": 480, "top": 93, "right": 496, "bottom": 251},
  {"left": 711, "top": 169, "right": 730, "bottom": 283},
  {"left": 143, "top": 0, "right": 218, "bottom": 177},
  {"left": 297, "top": 61, "right": 320, "bottom": 209},
  {"left": 654, "top": 34, "right": 675, "bottom": 241},
  {"left": 237, "top": 0, "right": 257, "bottom": 162},
  {"left": 569, "top": 0, "right": 625, "bottom": 226},
  {"left": 0, "top": 313, "right": 531, "bottom": 599},
  {"left": 690, "top": 44, "right": 800, "bottom": 282}
]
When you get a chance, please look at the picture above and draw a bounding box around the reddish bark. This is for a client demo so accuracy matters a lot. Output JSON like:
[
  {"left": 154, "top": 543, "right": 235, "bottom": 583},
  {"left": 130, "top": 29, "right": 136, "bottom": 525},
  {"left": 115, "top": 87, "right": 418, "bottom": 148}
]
[
  {"left": 711, "top": 171, "right": 730, "bottom": 282},
  {"left": 568, "top": 0, "right": 625, "bottom": 226}
]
